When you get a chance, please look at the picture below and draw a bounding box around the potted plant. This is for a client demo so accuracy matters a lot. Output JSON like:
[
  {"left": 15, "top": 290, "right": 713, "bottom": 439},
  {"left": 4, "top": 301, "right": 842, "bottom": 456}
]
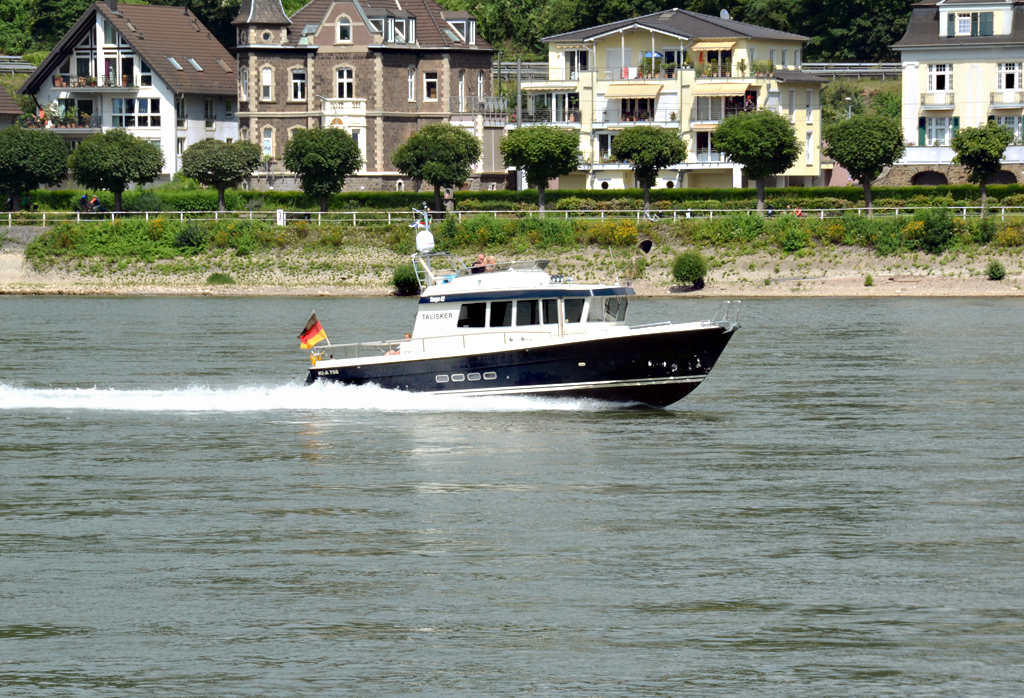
[
  {"left": 65, "top": 106, "right": 79, "bottom": 127},
  {"left": 664, "top": 62, "right": 677, "bottom": 78},
  {"left": 737, "top": 58, "right": 748, "bottom": 77},
  {"left": 87, "top": 76, "right": 97, "bottom": 87}
]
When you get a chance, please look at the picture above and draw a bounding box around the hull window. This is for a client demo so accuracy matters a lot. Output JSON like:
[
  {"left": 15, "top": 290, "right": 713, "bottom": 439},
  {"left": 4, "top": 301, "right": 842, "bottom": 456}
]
[
  {"left": 451, "top": 374, "right": 466, "bottom": 382},
  {"left": 542, "top": 299, "right": 558, "bottom": 324},
  {"left": 564, "top": 298, "right": 585, "bottom": 323},
  {"left": 483, "top": 372, "right": 497, "bottom": 380},
  {"left": 467, "top": 372, "right": 481, "bottom": 381},
  {"left": 490, "top": 301, "right": 513, "bottom": 327},
  {"left": 516, "top": 299, "right": 539, "bottom": 326},
  {"left": 457, "top": 303, "right": 487, "bottom": 327},
  {"left": 435, "top": 375, "right": 450, "bottom": 383}
]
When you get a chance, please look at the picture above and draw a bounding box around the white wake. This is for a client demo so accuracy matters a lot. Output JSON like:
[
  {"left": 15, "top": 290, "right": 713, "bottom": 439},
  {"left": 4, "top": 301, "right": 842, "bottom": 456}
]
[{"left": 0, "top": 381, "right": 613, "bottom": 413}]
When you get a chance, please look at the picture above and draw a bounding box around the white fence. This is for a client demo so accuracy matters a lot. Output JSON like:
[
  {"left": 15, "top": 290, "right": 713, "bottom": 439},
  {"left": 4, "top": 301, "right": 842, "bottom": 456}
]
[{"left": 6, "top": 205, "right": 1021, "bottom": 228}]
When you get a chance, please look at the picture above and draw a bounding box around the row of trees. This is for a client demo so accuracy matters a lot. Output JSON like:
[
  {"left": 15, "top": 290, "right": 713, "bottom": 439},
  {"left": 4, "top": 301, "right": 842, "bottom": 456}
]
[{"left": 1, "top": 114, "right": 1015, "bottom": 217}]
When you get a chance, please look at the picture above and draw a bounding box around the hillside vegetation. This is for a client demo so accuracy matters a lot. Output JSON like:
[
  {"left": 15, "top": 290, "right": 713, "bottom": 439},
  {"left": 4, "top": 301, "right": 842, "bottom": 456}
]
[{"left": 1, "top": 0, "right": 915, "bottom": 66}]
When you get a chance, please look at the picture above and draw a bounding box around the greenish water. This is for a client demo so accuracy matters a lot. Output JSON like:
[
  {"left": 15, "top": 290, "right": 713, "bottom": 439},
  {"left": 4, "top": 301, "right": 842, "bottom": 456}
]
[{"left": 1, "top": 297, "right": 1023, "bottom": 696}]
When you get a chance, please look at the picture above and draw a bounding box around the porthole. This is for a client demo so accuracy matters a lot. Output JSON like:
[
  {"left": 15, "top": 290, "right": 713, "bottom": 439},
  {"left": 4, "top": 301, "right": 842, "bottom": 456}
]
[
  {"left": 435, "top": 375, "right": 449, "bottom": 383},
  {"left": 483, "top": 372, "right": 497, "bottom": 380},
  {"left": 467, "top": 372, "right": 481, "bottom": 381},
  {"left": 262, "top": 31, "right": 273, "bottom": 41},
  {"left": 451, "top": 374, "right": 466, "bottom": 382}
]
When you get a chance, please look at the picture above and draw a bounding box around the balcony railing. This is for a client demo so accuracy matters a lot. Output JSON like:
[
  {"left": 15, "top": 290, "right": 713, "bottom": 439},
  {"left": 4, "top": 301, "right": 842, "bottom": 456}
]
[
  {"left": 695, "top": 149, "right": 726, "bottom": 163},
  {"left": 920, "top": 92, "right": 954, "bottom": 107},
  {"left": 690, "top": 105, "right": 747, "bottom": 123},
  {"left": 598, "top": 106, "right": 679, "bottom": 124},
  {"left": 52, "top": 75, "right": 140, "bottom": 89},
  {"left": 320, "top": 97, "right": 368, "bottom": 116},
  {"left": 448, "top": 95, "right": 509, "bottom": 117},
  {"left": 990, "top": 91, "right": 1024, "bottom": 107},
  {"left": 18, "top": 113, "right": 102, "bottom": 129},
  {"left": 602, "top": 67, "right": 678, "bottom": 80},
  {"left": 518, "top": 108, "right": 581, "bottom": 124}
]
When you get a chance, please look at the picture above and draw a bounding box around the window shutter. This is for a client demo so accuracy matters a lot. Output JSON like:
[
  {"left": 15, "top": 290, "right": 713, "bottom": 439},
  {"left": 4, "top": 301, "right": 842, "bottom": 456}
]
[
  {"left": 947, "top": 13, "right": 955, "bottom": 37},
  {"left": 981, "top": 12, "right": 994, "bottom": 36},
  {"left": 971, "top": 13, "right": 978, "bottom": 37},
  {"left": 918, "top": 117, "right": 926, "bottom": 146},
  {"left": 952, "top": 116, "right": 960, "bottom": 135}
]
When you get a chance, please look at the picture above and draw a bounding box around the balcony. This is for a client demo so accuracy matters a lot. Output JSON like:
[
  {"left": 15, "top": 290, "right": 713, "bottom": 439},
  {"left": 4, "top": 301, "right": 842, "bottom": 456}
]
[
  {"left": 598, "top": 106, "right": 679, "bottom": 125},
  {"left": 18, "top": 113, "right": 102, "bottom": 130},
  {"left": 690, "top": 105, "right": 746, "bottom": 125},
  {"left": 990, "top": 91, "right": 1024, "bottom": 109},
  {"left": 602, "top": 67, "right": 678, "bottom": 80},
  {"left": 920, "top": 92, "right": 954, "bottom": 110},
  {"left": 449, "top": 95, "right": 509, "bottom": 118},
  {"left": 695, "top": 149, "right": 725, "bottom": 163},
  {"left": 320, "top": 97, "right": 367, "bottom": 116},
  {"left": 52, "top": 75, "right": 140, "bottom": 90},
  {"left": 516, "top": 107, "right": 581, "bottom": 125}
]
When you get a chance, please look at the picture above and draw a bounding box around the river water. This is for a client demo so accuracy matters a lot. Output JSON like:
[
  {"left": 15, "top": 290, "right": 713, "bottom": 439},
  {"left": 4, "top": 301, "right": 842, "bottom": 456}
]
[{"left": 1, "top": 296, "right": 1023, "bottom": 696}]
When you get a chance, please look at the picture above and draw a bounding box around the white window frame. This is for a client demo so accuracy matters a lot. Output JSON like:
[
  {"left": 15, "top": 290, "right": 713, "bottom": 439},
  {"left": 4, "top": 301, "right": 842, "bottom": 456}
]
[
  {"left": 176, "top": 137, "right": 185, "bottom": 156},
  {"left": 769, "top": 47, "right": 776, "bottom": 66},
  {"left": 394, "top": 19, "right": 405, "bottom": 43},
  {"left": 291, "top": 68, "right": 306, "bottom": 101},
  {"left": 240, "top": 67, "right": 249, "bottom": 102},
  {"left": 262, "top": 127, "right": 274, "bottom": 157},
  {"left": 805, "top": 131, "right": 813, "bottom": 164},
  {"left": 337, "top": 68, "right": 353, "bottom": 99},
  {"left": 408, "top": 67, "right": 416, "bottom": 101},
  {"left": 999, "top": 63, "right": 1021, "bottom": 91},
  {"left": 794, "top": 49, "right": 801, "bottom": 69},
  {"left": 956, "top": 13, "right": 971, "bottom": 36},
  {"left": 478, "top": 69, "right": 485, "bottom": 97},
  {"left": 995, "top": 115, "right": 1023, "bottom": 143},
  {"left": 781, "top": 49, "right": 788, "bottom": 67},
  {"left": 175, "top": 96, "right": 186, "bottom": 129},
  {"left": 749, "top": 47, "right": 756, "bottom": 64},
  {"left": 805, "top": 89, "right": 813, "bottom": 124},
  {"left": 458, "top": 69, "right": 465, "bottom": 111},
  {"left": 337, "top": 16, "right": 351, "bottom": 44},
  {"left": 424, "top": 71, "right": 438, "bottom": 101},
  {"left": 926, "top": 117, "right": 949, "bottom": 146},
  {"left": 928, "top": 64, "right": 951, "bottom": 92},
  {"left": 261, "top": 66, "right": 274, "bottom": 101}
]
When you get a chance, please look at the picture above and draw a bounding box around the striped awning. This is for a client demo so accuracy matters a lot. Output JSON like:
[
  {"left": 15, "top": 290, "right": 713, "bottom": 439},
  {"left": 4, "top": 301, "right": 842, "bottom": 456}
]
[
  {"left": 692, "top": 82, "right": 750, "bottom": 96},
  {"left": 604, "top": 83, "right": 663, "bottom": 98},
  {"left": 691, "top": 41, "right": 736, "bottom": 52},
  {"left": 691, "top": 122, "right": 718, "bottom": 131}
]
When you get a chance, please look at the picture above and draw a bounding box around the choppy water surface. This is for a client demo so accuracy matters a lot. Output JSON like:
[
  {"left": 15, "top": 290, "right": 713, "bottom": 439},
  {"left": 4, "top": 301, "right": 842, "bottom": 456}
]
[{"left": 2, "top": 296, "right": 1023, "bottom": 697}]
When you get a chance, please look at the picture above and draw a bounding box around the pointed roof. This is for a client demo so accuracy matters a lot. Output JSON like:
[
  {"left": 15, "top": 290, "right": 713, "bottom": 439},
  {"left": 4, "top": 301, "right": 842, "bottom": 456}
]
[
  {"left": 20, "top": 3, "right": 237, "bottom": 96},
  {"left": 233, "top": 0, "right": 292, "bottom": 26},
  {"left": 542, "top": 7, "right": 808, "bottom": 44}
]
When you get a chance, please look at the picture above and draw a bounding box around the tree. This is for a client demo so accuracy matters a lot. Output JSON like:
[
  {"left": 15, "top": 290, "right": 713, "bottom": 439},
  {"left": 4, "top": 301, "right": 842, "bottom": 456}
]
[
  {"left": 283, "top": 127, "right": 364, "bottom": 212},
  {"left": 823, "top": 114, "right": 905, "bottom": 217},
  {"left": 611, "top": 126, "right": 687, "bottom": 212},
  {"left": 0, "top": 126, "right": 68, "bottom": 210},
  {"left": 391, "top": 123, "right": 481, "bottom": 212},
  {"left": 712, "top": 110, "right": 800, "bottom": 214},
  {"left": 69, "top": 129, "right": 163, "bottom": 212},
  {"left": 499, "top": 125, "right": 581, "bottom": 214},
  {"left": 182, "top": 139, "right": 261, "bottom": 211},
  {"left": 951, "top": 120, "right": 1016, "bottom": 216}
]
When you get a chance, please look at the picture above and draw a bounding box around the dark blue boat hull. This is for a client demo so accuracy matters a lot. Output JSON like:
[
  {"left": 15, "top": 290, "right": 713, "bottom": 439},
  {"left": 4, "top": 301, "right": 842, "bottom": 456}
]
[{"left": 306, "top": 325, "right": 737, "bottom": 407}]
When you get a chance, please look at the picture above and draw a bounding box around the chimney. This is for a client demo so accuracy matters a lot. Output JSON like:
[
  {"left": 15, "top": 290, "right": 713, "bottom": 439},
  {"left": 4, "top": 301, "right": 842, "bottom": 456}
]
[{"left": 105, "top": 0, "right": 118, "bottom": 11}]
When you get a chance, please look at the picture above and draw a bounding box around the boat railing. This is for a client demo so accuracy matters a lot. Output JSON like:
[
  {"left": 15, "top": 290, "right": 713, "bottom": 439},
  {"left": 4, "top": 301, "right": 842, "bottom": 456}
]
[
  {"left": 313, "top": 329, "right": 558, "bottom": 360},
  {"left": 706, "top": 300, "right": 742, "bottom": 327}
]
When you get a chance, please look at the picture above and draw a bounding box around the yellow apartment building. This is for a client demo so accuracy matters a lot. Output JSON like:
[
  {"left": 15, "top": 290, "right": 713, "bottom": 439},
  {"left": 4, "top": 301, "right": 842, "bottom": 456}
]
[{"left": 516, "top": 8, "right": 828, "bottom": 191}]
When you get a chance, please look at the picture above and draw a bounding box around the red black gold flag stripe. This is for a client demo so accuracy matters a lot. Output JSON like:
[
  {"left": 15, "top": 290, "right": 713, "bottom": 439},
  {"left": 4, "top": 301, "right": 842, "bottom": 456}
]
[{"left": 299, "top": 312, "right": 327, "bottom": 349}]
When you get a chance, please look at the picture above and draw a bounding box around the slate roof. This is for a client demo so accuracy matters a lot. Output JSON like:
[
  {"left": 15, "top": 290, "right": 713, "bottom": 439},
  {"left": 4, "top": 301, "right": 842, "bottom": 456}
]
[
  {"left": 542, "top": 7, "right": 808, "bottom": 44},
  {"left": 893, "top": 1, "right": 1024, "bottom": 48},
  {"left": 20, "top": 3, "right": 237, "bottom": 96},
  {"left": 232, "top": 0, "right": 291, "bottom": 26},
  {"left": 286, "top": 0, "right": 491, "bottom": 50}
]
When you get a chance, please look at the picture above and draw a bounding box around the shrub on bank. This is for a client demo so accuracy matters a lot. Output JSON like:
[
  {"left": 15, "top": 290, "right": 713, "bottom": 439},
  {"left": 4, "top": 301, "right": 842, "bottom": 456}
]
[
  {"left": 393, "top": 262, "right": 420, "bottom": 295},
  {"left": 672, "top": 250, "right": 708, "bottom": 285},
  {"left": 986, "top": 260, "right": 1006, "bottom": 280}
]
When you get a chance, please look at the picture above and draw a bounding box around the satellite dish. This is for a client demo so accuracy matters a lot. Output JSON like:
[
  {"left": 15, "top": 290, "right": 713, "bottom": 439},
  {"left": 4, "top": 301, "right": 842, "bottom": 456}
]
[{"left": 720, "top": 9, "right": 730, "bottom": 19}]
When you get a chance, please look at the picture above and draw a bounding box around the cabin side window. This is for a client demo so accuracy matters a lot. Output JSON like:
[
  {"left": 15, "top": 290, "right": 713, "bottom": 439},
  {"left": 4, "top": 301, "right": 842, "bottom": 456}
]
[
  {"left": 564, "top": 298, "right": 584, "bottom": 323},
  {"left": 542, "top": 299, "right": 558, "bottom": 324},
  {"left": 516, "top": 300, "right": 539, "bottom": 326},
  {"left": 606, "top": 297, "right": 628, "bottom": 322},
  {"left": 457, "top": 302, "right": 486, "bottom": 327},
  {"left": 587, "top": 299, "right": 604, "bottom": 323},
  {"left": 490, "top": 301, "right": 513, "bottom": 327}
]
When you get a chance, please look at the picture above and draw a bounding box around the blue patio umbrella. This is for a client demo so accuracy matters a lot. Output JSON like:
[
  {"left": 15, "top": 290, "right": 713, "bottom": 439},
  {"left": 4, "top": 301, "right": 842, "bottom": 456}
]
[{"left": 645, "top": 51, "right": 662, "bottom": 58}]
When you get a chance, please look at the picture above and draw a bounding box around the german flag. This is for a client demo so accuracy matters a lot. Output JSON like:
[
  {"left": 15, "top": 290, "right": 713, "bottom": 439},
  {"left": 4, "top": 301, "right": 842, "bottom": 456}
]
[{"left": 299, "top": 312, "right": 328, "bottom": 349}]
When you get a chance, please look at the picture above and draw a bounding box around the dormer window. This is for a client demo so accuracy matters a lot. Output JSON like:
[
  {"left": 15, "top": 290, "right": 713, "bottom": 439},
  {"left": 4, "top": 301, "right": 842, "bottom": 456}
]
[
  {"left": 408, "top": 19, "right": 415, "bottom": 44},
  {"left": 387, "top": 17, "right": 394, "bottom": 43},
  {"left": 395, "top": 19, "right": 405, "bottom": 43},
  {"left": 948, "top": 11, "right": 994, "bottom": 37},
  {"left": 369, "top": 18, "right": 383, "bottom": 34},
  {"left": 468, "top": 20, "right": 475, "bottom": 45},
  {"left": 448, "top": 20, "right": 466, "bottom": 40},
  {"left": 337, "top": 17, "right": 351, "bottom": 43}
]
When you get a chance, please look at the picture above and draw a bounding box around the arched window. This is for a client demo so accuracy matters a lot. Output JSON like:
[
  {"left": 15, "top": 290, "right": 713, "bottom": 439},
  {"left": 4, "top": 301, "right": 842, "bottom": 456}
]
[
  {"left": 239, "top": 67, "right": 248, "bottom": 102},
  {"left": 337, "top": 17, "right": 351, "bottom": 43},
  {"left": 396, "top": 179, "right": 404, "bottom": 191},
  {"left": 262, "top": 127, "right": 273, "bottom": 157},
  {"left": 261, "top": 66, "right": 273, "bottom": 101},
  {"left": 478, "top": 69, "right": 484, "bottom": 96},
  {"left": 458, "top": 69, "right": 465, "bottom": 111},
  {"left": 337, "top": 68, "right": 353, "bottom": 98},
  {"left": 408, "top": 67, "right": 415, "bottom": 101}
]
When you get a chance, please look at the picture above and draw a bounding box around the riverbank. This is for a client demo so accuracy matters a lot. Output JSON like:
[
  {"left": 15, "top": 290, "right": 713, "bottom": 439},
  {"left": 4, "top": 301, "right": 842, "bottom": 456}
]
[{"left": 2, "top": 235, "right": 1021, "bottom": 297}]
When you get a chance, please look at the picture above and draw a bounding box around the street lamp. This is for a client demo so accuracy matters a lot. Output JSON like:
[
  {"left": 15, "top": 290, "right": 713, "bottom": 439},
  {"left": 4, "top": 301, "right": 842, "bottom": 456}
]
[{"left": 845, "top": 96, "right": 852, "bottom": 119}]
